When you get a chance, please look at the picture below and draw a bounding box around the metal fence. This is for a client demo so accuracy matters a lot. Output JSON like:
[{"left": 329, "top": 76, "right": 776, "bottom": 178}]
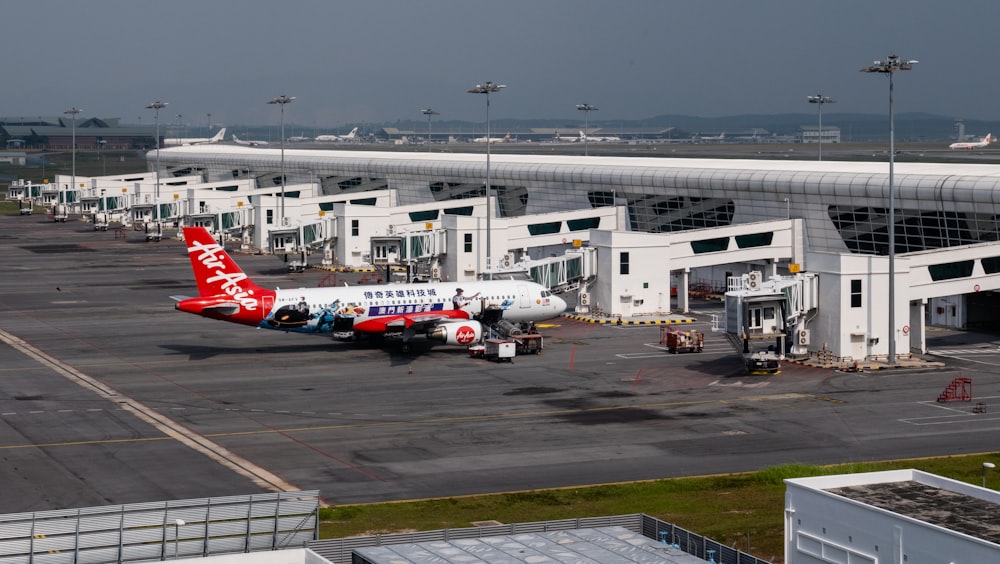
[
  {"left": 309, "top": 513, "right": 772, "bottom": 564},
  {"left": 0, "top": 490, "right": 319, "bottom": 563}
]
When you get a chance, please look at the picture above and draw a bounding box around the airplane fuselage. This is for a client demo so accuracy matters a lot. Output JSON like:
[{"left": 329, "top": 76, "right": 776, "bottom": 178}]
[{"left": 179, "top": 282, "right": 562, "bottom": 333}]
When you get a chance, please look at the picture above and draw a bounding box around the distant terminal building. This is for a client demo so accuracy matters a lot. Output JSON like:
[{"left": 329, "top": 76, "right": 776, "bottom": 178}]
[
  {"left": 786, "top": 469, "right": 1000, "bottom": 563},
  {"left": 0, "top": 151, "right": 26, "bottom": 165},
  {"left": 0, "top": 116, "right": 156, "bottom": 150},
  {"left": 800, "top": 125, "right": 841, "bottom": 144}
]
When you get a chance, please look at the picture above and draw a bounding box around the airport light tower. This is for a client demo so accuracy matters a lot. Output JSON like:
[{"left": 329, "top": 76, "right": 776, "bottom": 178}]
[
  {"left": 467, "top": 81, "right": 505, "bottom": 279},
  {"left": 63, "top": 107, "right": 82, "bottom": 211},
  {"left": 576, "top": 103, "right": 598, "bottom": 156},
  {"left": 268, "top": 95, "right": 295, "bottom": 225},
  {"left": 861, "top": 55, "right": 917, "bottom": 366},
  {"left": 145, "top": 101, "right": 167, "bottom": 222},
  {"left": 421, "top": 108, "right": 439, "bottom": 152},
  {"left": 806, "top": 94, "right": 835, "bottom": 161}
]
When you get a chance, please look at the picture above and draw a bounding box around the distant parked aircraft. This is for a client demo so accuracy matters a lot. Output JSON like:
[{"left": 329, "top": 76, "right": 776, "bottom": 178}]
[
  {"left": 553, "top": 131, "right": 579, "bottom": 142},
  {"left": 315, "top": 127, "right": 359, "bottom": 142},
  {"left": 579, "top": 130, "right": 621, "bottom": 142},
  {"left": 163, "top": 128, "right": 226, "bottom": 147},
  {"left": 472, "top": 132, "right": 513, "bottom": 144},
  {"left": 693, "top": 132, "right": 726, "bottom": 143},
  {"left": 949, "top": 133, "right": 992, "bottom": 150},
  {"left": 232, "top": 134, "right": 268, "bottom": 146}
]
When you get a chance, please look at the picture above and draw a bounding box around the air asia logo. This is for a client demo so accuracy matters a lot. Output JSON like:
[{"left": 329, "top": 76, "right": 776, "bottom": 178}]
[
  {"left": 455, "top": 326, "right": 477, "bottom": 344},
  {"left": 187, "top": 240, "right": 258, "bottom": 311}
]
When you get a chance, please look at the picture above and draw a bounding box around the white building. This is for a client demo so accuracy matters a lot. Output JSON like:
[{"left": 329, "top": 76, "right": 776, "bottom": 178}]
[{"left": 785, "top": 469, "right": 1000, "bottom": 563}]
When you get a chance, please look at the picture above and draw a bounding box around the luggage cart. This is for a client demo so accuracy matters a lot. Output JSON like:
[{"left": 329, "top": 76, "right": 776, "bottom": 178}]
[{"left": 660, "top": 326, "right": 704, "bottom": 354}]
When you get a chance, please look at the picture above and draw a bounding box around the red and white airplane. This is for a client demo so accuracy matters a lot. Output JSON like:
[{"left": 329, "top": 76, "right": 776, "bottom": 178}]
[
  {"left": 173, "top": 227, "right": 566, "bottom": 351},
  {"left": 949, "top": 133, "right": 992, "bottom": 150}
]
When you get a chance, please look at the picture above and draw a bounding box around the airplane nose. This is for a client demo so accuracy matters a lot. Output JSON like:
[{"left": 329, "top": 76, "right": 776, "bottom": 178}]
[{"left": 553, "top": 294, "right": 568, "bottom": 314}]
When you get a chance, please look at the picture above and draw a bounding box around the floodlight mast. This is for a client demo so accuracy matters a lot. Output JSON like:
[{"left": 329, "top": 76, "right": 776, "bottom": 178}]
[
  {"left": 861, "top": 55, "right": 917, "bottom": 366},
  {"left": 806, "top": 94, "right": 835, "bottom": 161},
  {"left": 145, "top": 101, "right": 167, "bottom": 224},
  {"left": 268, "top": 95, "right": 295, "bottom": 225},
  {"left": 63, "top": 107, "right": 82, "bottom": 210},
  {"left": 576, "top": 104, "right": 598, "bottom": 156},
  {"left": 422, "top": 108, "right": 439, "bottom": 153},
  {"left": 467, "top": 81, "right": 505, "bottom": 280}
]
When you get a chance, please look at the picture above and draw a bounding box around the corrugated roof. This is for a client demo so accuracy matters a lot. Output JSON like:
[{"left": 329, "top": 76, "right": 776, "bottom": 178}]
[{"left": 352, "top": 526, "right": 705, "bottom": 563}]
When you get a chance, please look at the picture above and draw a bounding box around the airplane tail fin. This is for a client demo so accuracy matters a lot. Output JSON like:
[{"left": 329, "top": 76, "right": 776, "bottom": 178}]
[
  {"left": 232, "top": 134, "right": 242, "bottom": 144},
  {"left": 345, "top": 127, "right": 358, "bottom": 139},
  {"left": 182, "top": 227, "right": 264, "bottom": 297},
  {"left": 986, "top": 133, "right": 992, "bottom": 144},
  {"left": 178, "top": 227, "right": 272, "bottom": 325},
  {"left": 210, "top": 128, "right": 226, "bottom": 143}
]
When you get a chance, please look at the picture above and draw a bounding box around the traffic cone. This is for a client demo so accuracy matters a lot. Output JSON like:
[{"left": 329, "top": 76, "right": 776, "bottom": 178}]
[{"left": 407, "top": 366, "right": 413, "bottom": 375}]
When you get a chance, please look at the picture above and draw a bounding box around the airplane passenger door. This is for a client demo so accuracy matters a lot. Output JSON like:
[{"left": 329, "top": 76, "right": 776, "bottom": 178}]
[{"left": 517, "top": 284, "right": 531, "bottom": 310}]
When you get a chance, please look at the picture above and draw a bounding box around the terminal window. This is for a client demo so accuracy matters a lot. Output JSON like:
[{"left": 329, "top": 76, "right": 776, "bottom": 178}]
[
  {"left": 851, "top": 279, "right": 862, "bottom": 308},
  {"left": 620, "top": 252, "right": 630, "bottom": 275}
]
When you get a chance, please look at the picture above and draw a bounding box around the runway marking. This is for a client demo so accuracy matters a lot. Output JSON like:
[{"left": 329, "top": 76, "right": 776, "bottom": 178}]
[
  {"left": 0, "top": 327, "right": 298, "bottom": 493},
  {"left": 0, "top": 394, "right": 818, "bottom": 451},
  {"left": 708, "top": 380, "right": 770, "bottom": 389},
  {"left": 899, "top": 397, "right": 1000, "bottom": 425},
  {"left": 929, "top": 348, "right": 1000, "bottom": 355},
  {"left": 619, "top": 343, "right": 733, "bottom": 360}
]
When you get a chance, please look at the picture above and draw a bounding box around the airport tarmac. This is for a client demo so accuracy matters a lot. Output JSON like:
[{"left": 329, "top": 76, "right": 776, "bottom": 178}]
[{"left": 1, "top": 215, "right": 999, "bottom": 512}]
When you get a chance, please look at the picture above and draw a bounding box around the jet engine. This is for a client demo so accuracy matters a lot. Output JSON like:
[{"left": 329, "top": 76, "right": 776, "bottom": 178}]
[{"left": 427, "top": 321, "right": 483, "bottom": 346}]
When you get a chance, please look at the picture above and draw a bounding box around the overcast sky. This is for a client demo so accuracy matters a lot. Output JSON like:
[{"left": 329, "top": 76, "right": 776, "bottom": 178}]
[{"left": 5, "top": 1, "right": 998, "bottom": 129}]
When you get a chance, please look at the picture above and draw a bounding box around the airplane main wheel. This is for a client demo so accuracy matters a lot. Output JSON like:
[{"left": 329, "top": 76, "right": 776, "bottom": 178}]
[{"left": 401, "top": 343, "right": 412, "bottom": 353}]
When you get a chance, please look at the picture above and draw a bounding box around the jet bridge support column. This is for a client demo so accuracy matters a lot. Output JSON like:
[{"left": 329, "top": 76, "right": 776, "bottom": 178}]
[{"left": 677, "top": 268, "right": 690, "bottom": 314}]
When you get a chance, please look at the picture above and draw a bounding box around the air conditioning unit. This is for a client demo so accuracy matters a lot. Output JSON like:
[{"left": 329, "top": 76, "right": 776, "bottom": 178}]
[
  {"left": 798, "top": 329, "right": 811, "bottom": 346},
  {"left": 387, "top": 224, "right": 395, "bottom": 235},
  {"left": 580, "top": 292, "right": 591, "bottom": 306},
  {"left": 282, "top": 216, "right": 290, "bottom": 227},
  {"left": 747, "top": 271, "right": 762, "bottom": 291},
  {"left": 431, "top": 267, "right": 440, "bottom": 279},
  {"left": 501, "top": 254, "right": 512, "bottom": 268}
]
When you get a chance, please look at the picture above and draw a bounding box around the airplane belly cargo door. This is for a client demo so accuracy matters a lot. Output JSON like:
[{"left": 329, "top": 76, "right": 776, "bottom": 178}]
[{"left": 517, "top": 284, "right": 531, "bottom": 310}]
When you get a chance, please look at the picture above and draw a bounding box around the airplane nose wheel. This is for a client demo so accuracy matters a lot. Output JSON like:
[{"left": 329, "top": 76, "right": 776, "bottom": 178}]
[{"left": 401, "top": 343, "right": 412, "bottom": 353}]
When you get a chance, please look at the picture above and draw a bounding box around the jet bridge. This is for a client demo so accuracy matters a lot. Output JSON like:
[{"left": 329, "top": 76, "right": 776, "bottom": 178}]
[
  {"left": 491, "top": 246, "right": 599, "bottom": 299},
  {"left": 370, "top": 228, "right": 448, "bottom": 282},
  {"left": 268, "top": 218, "right": 337, "bottom": 272},
  {"left": 724, "top": 271, "right": 819, "bottom": 361},
  {"left": 186, "top": 205, "right": 254, "bottom": 249}
]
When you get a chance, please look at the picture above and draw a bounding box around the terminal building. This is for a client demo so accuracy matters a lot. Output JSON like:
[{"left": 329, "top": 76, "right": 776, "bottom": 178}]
[{"left": 11, "top": 145, "right": 1000, "bottom": 365}]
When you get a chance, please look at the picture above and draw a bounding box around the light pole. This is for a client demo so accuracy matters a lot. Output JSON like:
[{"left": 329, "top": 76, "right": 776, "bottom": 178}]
[
  {"left": 577, "top": 104, "right": 598, "bottom": 156},
  {"left": 421, "top": 108, "right": 439, "bottom": 152},
  {"left": 861, "top": 55, "right": 916, "bottom": 366},
  {"left": 983, "top": 462, "right": 995, "bottom": 488},
  {"left": 173, "top": 519, "right": 185, "bottom": 557},
  {"left": 268, "top": 95, "right": 295, "bottom": 225},
  {"left": 468, "top": 81, "right": 505, "bottom": 280},
  {"left": 63, "top": 107, "right": 81, "bottom": 210},
  {"left": 807, "top": 94, "right": 835, "bottom": 161},
  {"left": 145, "top": 101, "right": 167, "bottom": 224}
]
